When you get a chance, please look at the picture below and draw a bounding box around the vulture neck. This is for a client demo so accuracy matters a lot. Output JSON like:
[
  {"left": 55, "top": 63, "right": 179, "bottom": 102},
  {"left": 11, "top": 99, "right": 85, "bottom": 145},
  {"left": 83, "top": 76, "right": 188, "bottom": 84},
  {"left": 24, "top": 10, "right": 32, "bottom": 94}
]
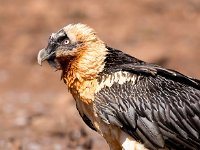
[{"left": 61, "top": 41, "right": 108, "bottom": 103}]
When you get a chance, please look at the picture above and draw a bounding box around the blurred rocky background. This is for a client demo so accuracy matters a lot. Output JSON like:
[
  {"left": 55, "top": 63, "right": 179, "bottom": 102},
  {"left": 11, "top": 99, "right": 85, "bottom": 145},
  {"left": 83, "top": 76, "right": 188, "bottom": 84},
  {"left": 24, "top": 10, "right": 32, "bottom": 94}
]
[{"left": 0, "top": 0, "right": 200, "bottom": 149}]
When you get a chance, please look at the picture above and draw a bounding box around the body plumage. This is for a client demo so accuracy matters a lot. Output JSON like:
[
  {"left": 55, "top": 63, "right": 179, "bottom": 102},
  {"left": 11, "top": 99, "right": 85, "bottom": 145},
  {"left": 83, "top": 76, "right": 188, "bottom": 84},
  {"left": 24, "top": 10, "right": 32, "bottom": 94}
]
[{"left": 37, "top": 23, "right": 200, "bottom": 150}]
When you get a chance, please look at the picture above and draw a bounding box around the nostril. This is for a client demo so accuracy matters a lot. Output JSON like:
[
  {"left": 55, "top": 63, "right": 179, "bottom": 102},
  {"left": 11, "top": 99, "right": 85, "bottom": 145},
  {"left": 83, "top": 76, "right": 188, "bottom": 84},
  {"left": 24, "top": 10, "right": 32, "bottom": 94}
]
[
  {"left": 46, "top": 47, "right": 51, "bottom": 53},
  {"left": 46, "top": 42, "right": 57, "bottom": 54}
]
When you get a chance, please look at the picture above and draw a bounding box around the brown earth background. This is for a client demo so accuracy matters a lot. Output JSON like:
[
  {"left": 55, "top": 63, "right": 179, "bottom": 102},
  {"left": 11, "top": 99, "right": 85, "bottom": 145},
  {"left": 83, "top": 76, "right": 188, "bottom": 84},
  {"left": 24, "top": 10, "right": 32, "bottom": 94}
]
[{"left": 0, "top": 0, "right": 200, "bottom": 150}]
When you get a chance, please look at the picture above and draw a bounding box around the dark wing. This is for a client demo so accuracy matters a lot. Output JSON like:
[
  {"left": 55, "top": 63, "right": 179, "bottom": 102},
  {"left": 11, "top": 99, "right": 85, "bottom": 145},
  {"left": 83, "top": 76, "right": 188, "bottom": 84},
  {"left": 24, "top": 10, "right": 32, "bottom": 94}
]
[
  {"left": 94, "top": 64, "right": 200, "bottom": 150},
  {"left": 76, "top": 103, "right": 96, "bottom": 131},
  {"left": 81, "top": 114, "right": 96, "bottom": 131}
]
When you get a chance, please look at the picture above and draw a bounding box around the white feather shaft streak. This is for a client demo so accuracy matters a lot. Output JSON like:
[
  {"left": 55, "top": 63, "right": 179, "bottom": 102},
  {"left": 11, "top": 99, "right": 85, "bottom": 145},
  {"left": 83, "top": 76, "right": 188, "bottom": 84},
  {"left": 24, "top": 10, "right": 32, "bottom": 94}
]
[{"left": 96, "top": 71, "right": 137, "bottom": 93}]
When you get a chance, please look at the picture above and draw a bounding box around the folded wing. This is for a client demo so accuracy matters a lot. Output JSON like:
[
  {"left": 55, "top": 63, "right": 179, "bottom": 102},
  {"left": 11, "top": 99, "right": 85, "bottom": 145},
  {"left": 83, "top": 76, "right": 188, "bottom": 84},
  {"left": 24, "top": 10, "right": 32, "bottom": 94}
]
[{"left": 94, "top": 64, "right": 200, "bottom": 150}]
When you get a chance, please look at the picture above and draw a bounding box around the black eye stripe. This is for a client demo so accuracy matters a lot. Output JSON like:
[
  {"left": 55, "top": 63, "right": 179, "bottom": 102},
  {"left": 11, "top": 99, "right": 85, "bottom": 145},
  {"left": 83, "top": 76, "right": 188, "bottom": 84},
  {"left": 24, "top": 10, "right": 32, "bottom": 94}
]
[
  {"left": 50, "top": 29, "right": 69, "bottom": 43},
  {"left": 57, "top": 35, "right": 69, "bottom": 43}
]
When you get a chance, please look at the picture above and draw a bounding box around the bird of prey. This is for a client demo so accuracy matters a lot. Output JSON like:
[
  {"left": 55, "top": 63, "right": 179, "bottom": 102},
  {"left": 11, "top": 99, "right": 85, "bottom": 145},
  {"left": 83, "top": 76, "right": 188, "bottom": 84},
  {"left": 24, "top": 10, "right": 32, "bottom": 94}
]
[{"left": 37, "top": 23, "right": 200, "bottom": 150}]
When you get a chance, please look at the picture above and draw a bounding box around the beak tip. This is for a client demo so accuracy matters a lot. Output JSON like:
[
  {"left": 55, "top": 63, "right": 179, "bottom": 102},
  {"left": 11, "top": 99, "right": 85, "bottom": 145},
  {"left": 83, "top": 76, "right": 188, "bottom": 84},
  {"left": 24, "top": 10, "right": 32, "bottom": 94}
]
[
  {"left": 38, "top": 62, "right": 42, "bottom": 66},
  {"left": 37, "top": 48, "right": 46, "bottom": 66}
]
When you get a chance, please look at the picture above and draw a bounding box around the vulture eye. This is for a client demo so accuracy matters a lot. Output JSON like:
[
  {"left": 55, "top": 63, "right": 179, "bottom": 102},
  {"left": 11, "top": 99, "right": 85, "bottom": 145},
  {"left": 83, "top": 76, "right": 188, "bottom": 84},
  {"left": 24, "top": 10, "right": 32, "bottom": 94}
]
[{"left": 62, "top": 39, "right": 70, "bottom": 45}]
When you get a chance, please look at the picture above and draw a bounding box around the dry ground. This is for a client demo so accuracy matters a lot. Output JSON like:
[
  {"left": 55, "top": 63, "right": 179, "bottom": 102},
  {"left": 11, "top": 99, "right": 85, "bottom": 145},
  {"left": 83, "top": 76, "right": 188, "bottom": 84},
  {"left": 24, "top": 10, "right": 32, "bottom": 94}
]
[{"left": 0, "top": 0, "right": 200, "bottom": 149}]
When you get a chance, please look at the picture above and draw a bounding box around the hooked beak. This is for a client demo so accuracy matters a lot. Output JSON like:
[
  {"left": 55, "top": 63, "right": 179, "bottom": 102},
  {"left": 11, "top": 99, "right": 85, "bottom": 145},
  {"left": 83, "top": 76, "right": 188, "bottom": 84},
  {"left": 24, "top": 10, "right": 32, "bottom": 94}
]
[
  {"left": 37, "top": 48, "right": 58, "bottom": 68},
  {"left": 37, "top": 48, "right": 49, "bottom": 65}
]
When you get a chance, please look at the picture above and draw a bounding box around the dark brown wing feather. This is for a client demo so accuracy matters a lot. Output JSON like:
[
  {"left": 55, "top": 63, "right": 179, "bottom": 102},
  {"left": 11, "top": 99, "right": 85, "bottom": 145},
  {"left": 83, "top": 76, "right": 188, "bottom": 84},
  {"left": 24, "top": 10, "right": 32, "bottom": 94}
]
[{"left": 95, "top": 64, "right": 200, "bottom": 150}]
